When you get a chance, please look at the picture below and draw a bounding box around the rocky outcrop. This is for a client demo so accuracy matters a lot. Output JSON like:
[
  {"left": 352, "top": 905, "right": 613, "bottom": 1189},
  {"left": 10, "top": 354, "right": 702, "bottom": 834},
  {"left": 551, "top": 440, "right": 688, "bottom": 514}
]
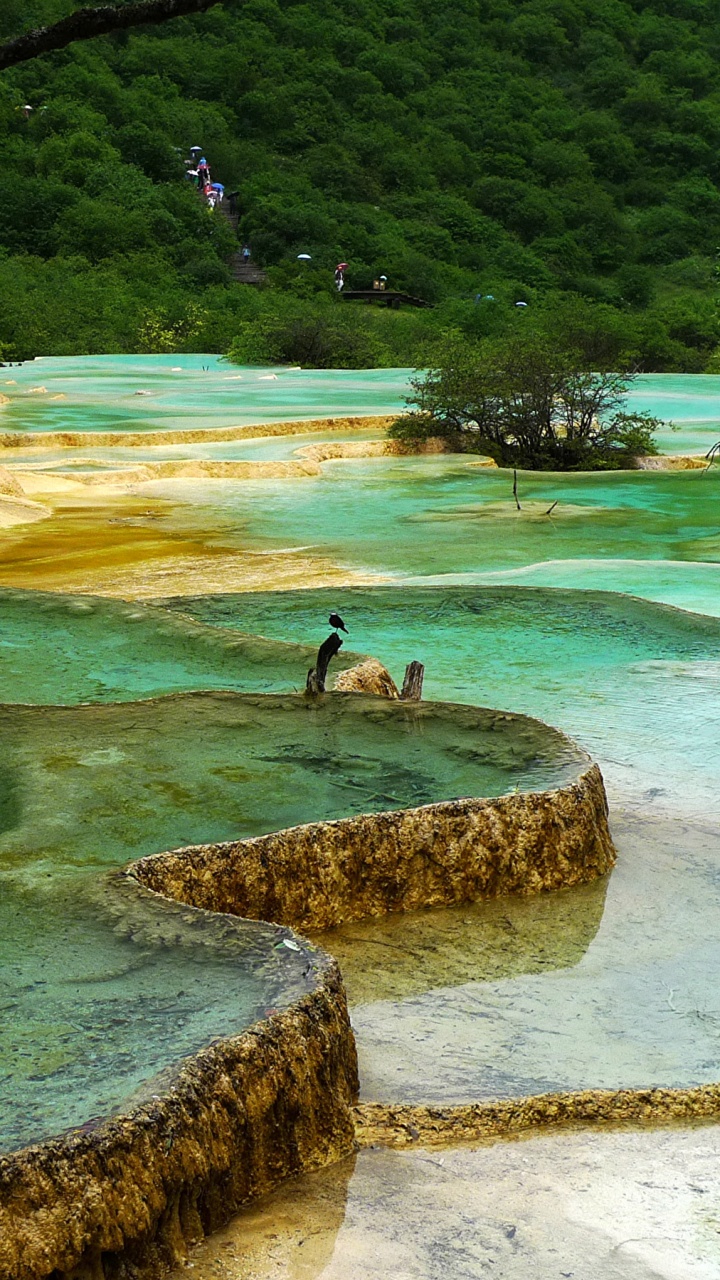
[
  {"left": 0, "top": 951, "right": 358, "bottom": 1280},
  {"left": 129, "top": 764, "right": 614, "bottom": 934},
  {"left": 333, "top": 658, "right": 400, "bottom": 698}
]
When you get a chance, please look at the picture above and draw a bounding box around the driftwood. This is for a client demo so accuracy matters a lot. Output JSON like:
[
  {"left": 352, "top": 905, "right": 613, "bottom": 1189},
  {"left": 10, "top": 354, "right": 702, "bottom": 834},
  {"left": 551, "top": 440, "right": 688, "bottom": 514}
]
[
  {"left": 0, "top": 0, "right": 222, "bottom": 71},
  {"left": 400, "top": 661, "right": 424, "bottom": 701},
  {"left": 306, "top": 633, "right": 343, "bottom": 695}
]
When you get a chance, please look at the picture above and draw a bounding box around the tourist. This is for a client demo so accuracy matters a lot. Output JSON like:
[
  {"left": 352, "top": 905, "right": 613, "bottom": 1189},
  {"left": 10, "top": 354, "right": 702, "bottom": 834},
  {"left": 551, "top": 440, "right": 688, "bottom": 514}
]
[
  {"left": 335, "top": 262, "right": 348, "bottom": 292},
  {"left": 242, "top": 244, "right": 251, "bottom": 265}
]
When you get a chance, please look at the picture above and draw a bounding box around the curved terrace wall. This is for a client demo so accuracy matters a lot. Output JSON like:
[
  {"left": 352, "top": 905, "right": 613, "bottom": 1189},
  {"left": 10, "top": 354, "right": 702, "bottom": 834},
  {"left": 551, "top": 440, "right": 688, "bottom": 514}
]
[
  {"left": 0, "top": 702, "right": 615, "bottom": 1280},
  {"left": 129, "top": 764, "right": 614, "bottom": 932},
  {"left": 0, "top": 948, "right": 357, "bottom": 1280}
]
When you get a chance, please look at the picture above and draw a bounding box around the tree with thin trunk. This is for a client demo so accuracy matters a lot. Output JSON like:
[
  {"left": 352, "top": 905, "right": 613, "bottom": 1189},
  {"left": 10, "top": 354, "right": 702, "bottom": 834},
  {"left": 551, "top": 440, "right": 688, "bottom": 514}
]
[{"left": 0, "top": 0, "right": 223, "bottom": 71}]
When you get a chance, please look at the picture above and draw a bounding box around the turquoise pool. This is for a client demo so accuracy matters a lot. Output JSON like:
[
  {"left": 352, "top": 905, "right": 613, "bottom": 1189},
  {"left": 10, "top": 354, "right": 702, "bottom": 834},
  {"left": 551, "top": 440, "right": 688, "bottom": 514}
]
[
  {"left": 2, "top": 358, "right": 720, "bottom": 454},
  {"left": 2, "top": 359, "right": 720, "bottom": 1157}
]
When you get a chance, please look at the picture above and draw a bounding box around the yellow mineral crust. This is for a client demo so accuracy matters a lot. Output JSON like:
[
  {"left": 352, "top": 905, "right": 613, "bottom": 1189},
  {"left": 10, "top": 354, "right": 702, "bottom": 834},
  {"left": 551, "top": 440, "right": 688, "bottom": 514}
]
[
  {"left": 294, "top": 436, "right": 458, "bottom": 462},
  {"left": 0, "top": 491, "right": 376, "bottom": 597},
  {"left": 636, "top": 454, "right": 708, "bottom": 470},
  {"left": 0, "top": 414, "right": 400, "bottom": 451},
  {"left": 353, "top": 1085, "right": 720, "bottom": 1148},
  {"left": 47, "top": 458, "right": 323, "bottom": 483}
]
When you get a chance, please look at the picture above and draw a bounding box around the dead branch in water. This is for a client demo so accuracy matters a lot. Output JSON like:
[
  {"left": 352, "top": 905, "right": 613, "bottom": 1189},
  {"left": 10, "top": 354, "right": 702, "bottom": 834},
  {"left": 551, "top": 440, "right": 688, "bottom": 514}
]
[
  {"left": 306, "top": 633, "right": 343, "bottom": 695},
  {"left": 703, "top": 441, "right": 720, "bottom": 474}
]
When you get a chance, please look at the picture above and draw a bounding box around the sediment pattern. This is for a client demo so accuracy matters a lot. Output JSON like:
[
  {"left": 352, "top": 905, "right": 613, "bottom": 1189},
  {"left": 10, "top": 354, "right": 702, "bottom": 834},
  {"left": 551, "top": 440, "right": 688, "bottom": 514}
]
[{"left": 129, "top": 764, "right": 614, "bottom": 933}]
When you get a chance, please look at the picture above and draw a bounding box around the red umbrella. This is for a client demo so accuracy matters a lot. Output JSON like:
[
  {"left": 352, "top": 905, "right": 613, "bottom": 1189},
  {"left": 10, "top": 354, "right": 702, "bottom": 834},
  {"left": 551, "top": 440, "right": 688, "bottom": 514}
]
[{"left": 336, "top": 262, "right": 348, "bottom": 270}]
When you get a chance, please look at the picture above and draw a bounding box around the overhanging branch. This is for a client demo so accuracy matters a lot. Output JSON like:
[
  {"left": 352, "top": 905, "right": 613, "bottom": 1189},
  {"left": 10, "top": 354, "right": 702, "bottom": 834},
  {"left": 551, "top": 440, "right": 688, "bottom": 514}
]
[{"left": 0, "top": 0, "right": 223, "bottom": 71}]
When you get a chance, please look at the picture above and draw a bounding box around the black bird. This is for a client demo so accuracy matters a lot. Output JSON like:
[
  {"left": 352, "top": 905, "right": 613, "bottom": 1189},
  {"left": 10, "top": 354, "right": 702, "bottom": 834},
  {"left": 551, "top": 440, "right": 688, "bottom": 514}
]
[{"left": 329, "top": 612, "right": 348, "bottom": 634}]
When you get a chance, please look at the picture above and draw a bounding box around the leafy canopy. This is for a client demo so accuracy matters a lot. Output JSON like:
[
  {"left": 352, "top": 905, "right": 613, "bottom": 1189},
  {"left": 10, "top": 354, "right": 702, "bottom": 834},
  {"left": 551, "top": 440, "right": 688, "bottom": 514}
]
[
  {"left": 391, "top": 332, "right": 662, "bottom": 470},
  {"left": 2, "top": 0, "right": 720, "bottom": 364}
]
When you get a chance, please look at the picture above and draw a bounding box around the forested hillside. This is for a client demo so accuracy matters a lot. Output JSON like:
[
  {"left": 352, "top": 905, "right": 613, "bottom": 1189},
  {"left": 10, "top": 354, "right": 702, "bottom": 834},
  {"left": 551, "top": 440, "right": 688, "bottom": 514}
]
[{"left": 2, "top": 0, "right": 720, "bottom": 366}]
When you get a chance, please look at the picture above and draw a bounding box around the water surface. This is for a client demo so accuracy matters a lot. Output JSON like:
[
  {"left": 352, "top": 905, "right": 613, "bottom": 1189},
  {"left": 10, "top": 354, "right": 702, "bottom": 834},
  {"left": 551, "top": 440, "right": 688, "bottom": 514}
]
[
  {"left": 0, "top": 358, "right": 411, "bottom": 434},
  {"left": 0, "top": 690, "right": 571, "bottom": 1152},
  {"left": 172, "top": 1128, "right": 720, "bottom": 1280},
  {"left": 144, "top": 458, "right": 720, "bottom": 615},
  {"left": 3, "top": 359, "right": 719, "bottom": 455}
]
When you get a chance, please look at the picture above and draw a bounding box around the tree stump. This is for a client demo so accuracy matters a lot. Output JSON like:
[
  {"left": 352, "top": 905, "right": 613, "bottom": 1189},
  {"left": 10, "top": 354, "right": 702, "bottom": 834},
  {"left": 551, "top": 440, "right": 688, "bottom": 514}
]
[
  {"left": 306, "top": 633, "right": 343, "bottom": 695},
  {"left": 400, "top": 661, "right": 424, "bottom": 701}
]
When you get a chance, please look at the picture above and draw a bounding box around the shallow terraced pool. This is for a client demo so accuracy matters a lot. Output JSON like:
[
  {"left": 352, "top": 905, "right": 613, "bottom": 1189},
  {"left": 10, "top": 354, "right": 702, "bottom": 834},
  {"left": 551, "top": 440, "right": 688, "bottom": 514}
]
[{"left": 2, "top": 359, "right": 720, "bottom": 1279}]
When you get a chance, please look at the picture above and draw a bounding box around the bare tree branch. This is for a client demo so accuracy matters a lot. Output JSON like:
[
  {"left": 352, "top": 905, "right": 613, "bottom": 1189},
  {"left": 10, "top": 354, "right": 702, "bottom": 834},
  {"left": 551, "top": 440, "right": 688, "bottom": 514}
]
[{"left": 0, "top": 0, "right": 223, "bottom": 71}]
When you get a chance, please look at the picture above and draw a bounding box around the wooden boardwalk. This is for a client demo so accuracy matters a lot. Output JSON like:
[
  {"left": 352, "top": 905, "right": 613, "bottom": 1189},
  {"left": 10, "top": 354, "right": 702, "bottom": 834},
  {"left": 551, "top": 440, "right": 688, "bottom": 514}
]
[{"left": 342, "top": 289, "right": 432, "bottom": 308}]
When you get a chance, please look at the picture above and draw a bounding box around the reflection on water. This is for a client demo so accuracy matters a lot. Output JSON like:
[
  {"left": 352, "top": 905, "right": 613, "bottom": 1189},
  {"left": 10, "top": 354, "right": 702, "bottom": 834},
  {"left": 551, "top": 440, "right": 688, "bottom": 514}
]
[
  {"left": 171, "top": 1128, "right": 720, "bottom": 1280},
  {"left": 351, "top": 814, "right": 720, "bottom": 1102},
  {"left": 311, "top": 876, "right": 609, "bottom": 1006},
  {"left": 0, "top": 691, "right": 574, "bottom": 1152}
]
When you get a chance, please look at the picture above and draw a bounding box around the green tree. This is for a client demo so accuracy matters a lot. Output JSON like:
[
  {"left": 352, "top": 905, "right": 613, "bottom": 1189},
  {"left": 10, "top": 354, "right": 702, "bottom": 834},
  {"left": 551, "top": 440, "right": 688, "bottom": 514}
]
[{"left": 390, "top": 334, "right": 661, "bottom": 470}]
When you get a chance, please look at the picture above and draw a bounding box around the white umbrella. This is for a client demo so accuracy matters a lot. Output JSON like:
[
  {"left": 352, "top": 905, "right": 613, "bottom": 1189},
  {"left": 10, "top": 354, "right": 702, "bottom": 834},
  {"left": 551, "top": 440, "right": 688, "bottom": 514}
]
[{"left": 297, "top": 254, "right": 312, "bottom": 260}]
